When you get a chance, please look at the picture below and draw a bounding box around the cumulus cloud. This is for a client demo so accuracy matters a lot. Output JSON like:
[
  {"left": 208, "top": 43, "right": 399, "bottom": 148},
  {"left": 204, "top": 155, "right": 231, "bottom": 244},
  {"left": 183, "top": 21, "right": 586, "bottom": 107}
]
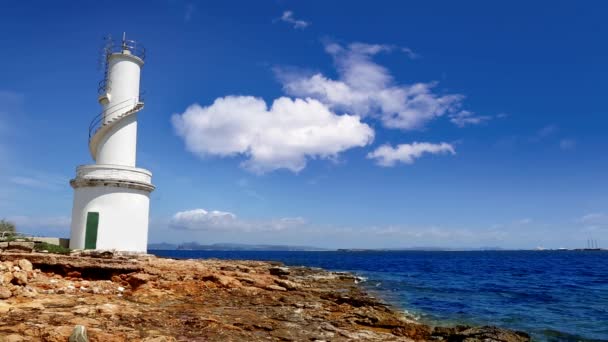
[
  {"left": 172, "top": 42, "right": 481, "bottom": 172},
  {"left": 279, "top": 10, "right": 310, "bottom": 29},
  {"left": 367, "top": 142, "right": 455, "bottom": 167},
  {"left": 170, "top": 208, "right": 306, "bottom": 232},
  {"left": 277, "top": 42, "right": 467, "bottom": 130},
  {"left": 171, "top": 96, "right": 374, "bottom": 173},
  {"left": 449, "top": 110, "right": 492, "bottom": 127}
]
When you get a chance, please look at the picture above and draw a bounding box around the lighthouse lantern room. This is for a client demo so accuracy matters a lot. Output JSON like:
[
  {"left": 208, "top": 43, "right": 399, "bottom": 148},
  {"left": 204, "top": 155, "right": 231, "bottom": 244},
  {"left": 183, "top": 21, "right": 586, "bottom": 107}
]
[{"left": 69, "top": 34, "right": 154, "bottom": 253}]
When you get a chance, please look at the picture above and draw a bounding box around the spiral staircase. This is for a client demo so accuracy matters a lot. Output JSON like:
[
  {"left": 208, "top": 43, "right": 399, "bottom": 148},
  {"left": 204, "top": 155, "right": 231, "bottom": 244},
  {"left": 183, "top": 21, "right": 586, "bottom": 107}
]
[{"left": 88, "top": 97, "right": 144, "bottom": 161}]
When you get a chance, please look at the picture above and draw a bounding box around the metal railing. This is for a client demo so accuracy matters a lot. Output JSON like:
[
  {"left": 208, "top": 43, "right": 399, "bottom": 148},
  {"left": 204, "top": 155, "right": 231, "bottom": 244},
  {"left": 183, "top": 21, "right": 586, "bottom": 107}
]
[
  {"left": 98, "top": 79, "right": 111, "bottom": 95},
  {"left": 88, "top": 96, "right": 143, "bottom": 141},
  {"left": 102, "top": 34, "right": 146, "bottom": 62},
  {"left": 97, "top": 34, "right": 146, "bottom": 95}
]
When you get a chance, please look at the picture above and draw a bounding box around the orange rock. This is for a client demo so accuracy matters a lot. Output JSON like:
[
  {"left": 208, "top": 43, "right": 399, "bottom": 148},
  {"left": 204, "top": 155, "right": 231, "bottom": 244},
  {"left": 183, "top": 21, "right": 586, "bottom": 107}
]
[{"left": 11, "top": 271, "right": 27, "bottom": 285}]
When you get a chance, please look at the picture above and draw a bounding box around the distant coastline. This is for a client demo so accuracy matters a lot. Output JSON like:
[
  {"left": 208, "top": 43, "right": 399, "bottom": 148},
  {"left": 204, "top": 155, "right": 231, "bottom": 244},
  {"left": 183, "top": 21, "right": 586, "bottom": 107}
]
[
  {"left": 147, "top": 242, "right": 607, "bottom": 252},
  {"left": 147, "top": 242, "right": 329, "bottom": 251}
]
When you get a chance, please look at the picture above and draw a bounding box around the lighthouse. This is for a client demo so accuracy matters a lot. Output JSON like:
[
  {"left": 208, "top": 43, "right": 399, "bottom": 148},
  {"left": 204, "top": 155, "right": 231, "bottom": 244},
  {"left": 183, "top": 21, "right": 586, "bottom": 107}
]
[{"left": 69, "top": 34, "right": 154, "bottom": 252}]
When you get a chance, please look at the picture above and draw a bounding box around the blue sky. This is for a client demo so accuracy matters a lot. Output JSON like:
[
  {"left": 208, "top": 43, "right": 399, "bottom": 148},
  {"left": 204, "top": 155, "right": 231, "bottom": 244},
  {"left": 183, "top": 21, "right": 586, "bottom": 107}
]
[{"left": 1, "top": 1, "right": 607, "bottom": 249}]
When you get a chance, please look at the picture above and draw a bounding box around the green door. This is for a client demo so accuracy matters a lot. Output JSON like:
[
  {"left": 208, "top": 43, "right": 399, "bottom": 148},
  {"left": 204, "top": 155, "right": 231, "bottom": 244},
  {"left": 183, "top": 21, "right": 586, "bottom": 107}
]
[{"left": 85, "top": 212, "right": 99, "bottom": 249}]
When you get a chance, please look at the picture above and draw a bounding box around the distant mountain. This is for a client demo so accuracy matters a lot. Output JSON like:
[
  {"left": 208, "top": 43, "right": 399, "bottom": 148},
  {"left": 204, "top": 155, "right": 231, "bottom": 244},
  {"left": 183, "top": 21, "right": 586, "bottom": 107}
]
[
  {"left": 148, "top": 242, "right": 329, "bottom": 251},
  {"left": 147, "top": 242, "right": 178, "bottom": 250},
  {"left": 148, "top": 243, "right": 508, "bottom": 252}
]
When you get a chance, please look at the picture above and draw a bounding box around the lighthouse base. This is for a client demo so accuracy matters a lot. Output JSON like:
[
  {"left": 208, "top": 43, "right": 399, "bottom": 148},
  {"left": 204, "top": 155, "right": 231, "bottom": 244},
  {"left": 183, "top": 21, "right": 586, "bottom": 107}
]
[{"left": 69, "top": 164, "right": 154, "bottom": 253}]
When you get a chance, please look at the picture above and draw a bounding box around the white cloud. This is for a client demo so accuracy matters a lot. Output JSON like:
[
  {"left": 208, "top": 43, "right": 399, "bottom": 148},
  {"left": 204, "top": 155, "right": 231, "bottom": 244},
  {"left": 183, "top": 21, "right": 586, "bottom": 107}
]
[
  {"left": 171, "top": 96, "right": 374, "bottom": 173},
  {"left": 449, "top": 110, "right": 492, "bottom": 127},
  {"left": 367, "top": 142, "right": 455, "bottom": 167},
  {"left": 279, "top": 10, "right": 310, "bottom": 29},
  {"left": 277, "top": 42, "right": 467, "bottom": 130},
  {"left": 170, "top": 208, "right": 306, "bottom": 232},
  {"left": 400, "top": 47, "right": 420, "bottom": 60}
]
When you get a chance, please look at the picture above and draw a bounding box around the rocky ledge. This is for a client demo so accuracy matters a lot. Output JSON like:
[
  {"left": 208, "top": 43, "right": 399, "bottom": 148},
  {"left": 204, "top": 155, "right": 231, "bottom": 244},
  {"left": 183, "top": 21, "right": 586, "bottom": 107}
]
[{"left": 0, "top": 251, "right": 530, "bottom": 341}]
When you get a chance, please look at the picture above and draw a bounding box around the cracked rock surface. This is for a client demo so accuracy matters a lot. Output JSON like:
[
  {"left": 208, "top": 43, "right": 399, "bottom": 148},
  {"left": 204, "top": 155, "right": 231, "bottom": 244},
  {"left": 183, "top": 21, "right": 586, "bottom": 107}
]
[{"left": 0, "top": 252, "right": 530, "bottom": 341}]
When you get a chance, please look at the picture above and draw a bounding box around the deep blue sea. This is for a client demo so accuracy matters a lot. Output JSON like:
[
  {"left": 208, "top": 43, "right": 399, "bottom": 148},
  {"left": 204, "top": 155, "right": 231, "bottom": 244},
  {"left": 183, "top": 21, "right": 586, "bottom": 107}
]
[{"left": 149, "top": 250, "right": 608, "bottom": 341}]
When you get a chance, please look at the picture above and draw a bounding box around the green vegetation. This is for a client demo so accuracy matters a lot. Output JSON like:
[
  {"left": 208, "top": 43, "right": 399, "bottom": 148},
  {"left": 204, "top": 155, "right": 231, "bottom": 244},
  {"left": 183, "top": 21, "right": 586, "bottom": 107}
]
[
  {"left": 0, "top": 219, "right": 16, "bottom": 233},
  {"left": 0, "top": 219, "right": 17, "bottom": 241},
  {"left": 33, "top": 242, "right": 71, "bottom": 255}
]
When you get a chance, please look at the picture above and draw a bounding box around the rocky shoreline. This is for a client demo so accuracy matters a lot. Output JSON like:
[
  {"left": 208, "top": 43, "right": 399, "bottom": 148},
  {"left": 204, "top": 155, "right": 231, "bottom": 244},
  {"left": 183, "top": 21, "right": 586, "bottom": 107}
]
[{"left": 0, "top": 251, "right": 530, "bottom": 341}]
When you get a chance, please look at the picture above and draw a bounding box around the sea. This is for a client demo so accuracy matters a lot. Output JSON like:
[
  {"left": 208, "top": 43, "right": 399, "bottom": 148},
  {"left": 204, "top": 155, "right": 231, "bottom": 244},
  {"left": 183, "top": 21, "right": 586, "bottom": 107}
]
[{"left": 149, "top": 250, "right": 608, "bottom": 341}]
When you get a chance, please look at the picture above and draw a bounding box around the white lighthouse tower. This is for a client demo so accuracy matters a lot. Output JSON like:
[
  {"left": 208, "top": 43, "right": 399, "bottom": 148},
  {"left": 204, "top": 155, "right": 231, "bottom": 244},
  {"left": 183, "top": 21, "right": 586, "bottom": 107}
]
[{"left": 69, "top": 34, "right": 154, "bottom": 253}]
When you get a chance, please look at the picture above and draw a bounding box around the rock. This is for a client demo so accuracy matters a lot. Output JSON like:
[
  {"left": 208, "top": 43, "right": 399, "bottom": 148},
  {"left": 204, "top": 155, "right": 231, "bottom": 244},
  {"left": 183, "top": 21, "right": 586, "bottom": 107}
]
[
  {"left": 0, "top": 242, "right": 9, "bottom": 250},
  {"left": 126, "top": 272, "right": 151, "bottom": 289},
  {"left": 141, "top": 337, "right": 177, "bottom": 342},
  {"left": 432, "top": 325, "right": 530, "bottom": 342},
  {"left": 6, "top": 242, "right": 34, "bottom": 252},
  {"left": 15, "top": 285, "right": 37, "bottom": 298},
  {"left": 0, "top": 334, "right": 25, "bottom": 342},
  {"left": 0, "top": 301, "right": 12, "bottom": 314},
  {"left": 96, "top": 303, "right": 120, "bottom": 317},
  {"left": 17, "top": 259, "right": 33, "bottom": 272},
  {"left": 20, "top": 302, "right": 45, "bottom": 310},
  {"left": 1, "top": 272, "right": 13, "bottom": 285},
  {"left": 12, "top": 271, "right": 28, "bottom": 285},
  {"left": 202, "top": 274, "right": 242, "bottom": 288},
  {"left": 391, "top": 324, "right": 432, "bottom": 340},
  {"left": 67, "top": 271, "right": 82, "bottom": 278},
  {"left": 239, "top": 286, "right": 262, "bottom": 296},
  {"left": 40, "top": 326, "right": 74, "bottom": 342},
  {"left": 68, "top": 325, "right": 89, "bottom": 342},
  {"left": 269, "top": 266, "right": 290, "bottom": 276},
  {"left": 321, "top": 291, "right": 383, "bottom": 308},
  {"left": 274, "top": 279, "right": 300, "bottom": 291},
  {"left": 73, "top": 306, "right": 90, "bottom": 315},
  {"left": 265, "top": 284, "right": 287, "bottom": 292},
  {"left": 0, "top": 286, "right": 11, "bottom": 299},
  {"left": 0, "top": 252, "right": 531, "bottom": 341},
  {"left": 237, "top": 277, "right": 255, "bottom": 285},
  {"left": 220, "top": 265, "right": 238, "bottom": 272}
]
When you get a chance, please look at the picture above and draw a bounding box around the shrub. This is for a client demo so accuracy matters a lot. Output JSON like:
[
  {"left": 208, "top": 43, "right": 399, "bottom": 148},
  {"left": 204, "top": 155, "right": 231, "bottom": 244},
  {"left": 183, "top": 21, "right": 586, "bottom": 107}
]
[
  {"left": 0, "top": 219, "right": 16, "bottom": 233},
  {"left": 33, "top": 242, "right": 71, "bottom": 255}
]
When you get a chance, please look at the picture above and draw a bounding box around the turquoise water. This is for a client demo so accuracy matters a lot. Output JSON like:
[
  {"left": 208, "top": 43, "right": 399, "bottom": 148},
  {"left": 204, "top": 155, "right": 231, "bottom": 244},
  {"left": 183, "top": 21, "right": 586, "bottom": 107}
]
[{"left": 150, "top": 250, "right": 608, "bottom": 341}]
